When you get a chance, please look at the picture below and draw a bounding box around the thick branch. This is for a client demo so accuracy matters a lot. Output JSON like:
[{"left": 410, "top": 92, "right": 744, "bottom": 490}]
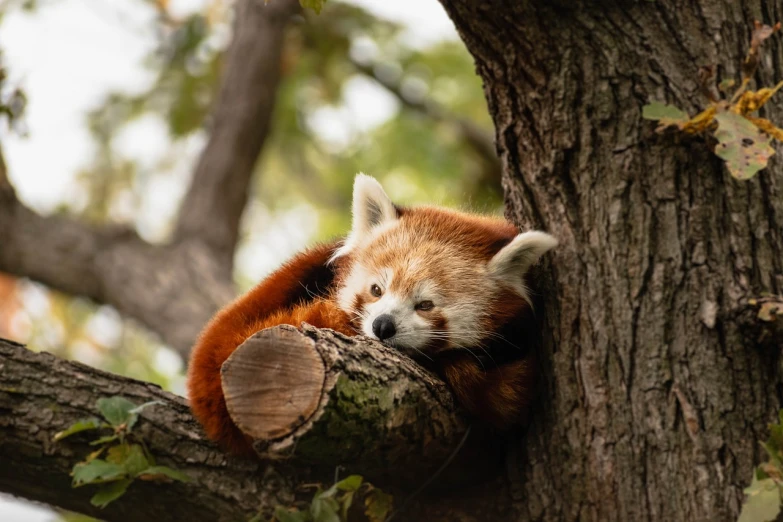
[
  {"left": 222, "top": 325, "right": 496, "bottom": 487},
  {"left": 0, "top": 337, "right": 280, "bottom": 522},
  {"left": 173, "top": 0, "right": 300, "bottom": 258},
  {"left": 0, "top": 331, "right": 507, "bottom": 521},
  {"left": 0, "top": 195, "right": 233, "bottom": 356}
]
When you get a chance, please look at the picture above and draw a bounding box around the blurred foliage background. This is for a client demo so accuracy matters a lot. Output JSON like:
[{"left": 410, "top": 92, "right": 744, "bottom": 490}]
[
  {"left": 0, "top": 0, "right": 498, "bottom": 396},
  {"left": 0, "top": 1, "right": 498, "bottom": 518}
]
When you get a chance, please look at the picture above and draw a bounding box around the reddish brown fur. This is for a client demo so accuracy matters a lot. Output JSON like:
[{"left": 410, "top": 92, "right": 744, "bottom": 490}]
[
  {"left": 187, "top": 241, "right": 351, "bottom": 454},
  {"left": 386, "top": 208, "right": 538, "bottom": 426},
  {"left": 438, "top": 287, "right": 538, "bottom": 427},
  {"left": 188, "top": 207, "right": 543, "bottom": 455}
]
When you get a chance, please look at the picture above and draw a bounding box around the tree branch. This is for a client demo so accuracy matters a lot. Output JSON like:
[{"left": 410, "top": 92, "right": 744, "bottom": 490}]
[
  {"left": 0, "top": 195, "right": 233, "bottom": 356},
  {"left": 0, "top": 331, "right": 505, "bottom": 521},
  {"left": 222, "top": 325, "right": 497, "bottom": 488},
  {"left": 348, "top": 56, "right": 501, "bottom": 180},
  {"left": 0, "top": 337, "right": 281, "bottom": 522},
  {"left": 173, "top": 0, "right": 301, "bottom": 259}
]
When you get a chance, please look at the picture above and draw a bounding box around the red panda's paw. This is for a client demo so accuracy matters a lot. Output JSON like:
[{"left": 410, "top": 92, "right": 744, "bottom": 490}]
[
  {"left": 439, "top": 354, "right": 535, "bottom": 429},
  {"left": 439, "top": 353, "right": 485, "bottom": 415},
  {"left": 479, "top": 358, "right": 536, "bottom": 428}
]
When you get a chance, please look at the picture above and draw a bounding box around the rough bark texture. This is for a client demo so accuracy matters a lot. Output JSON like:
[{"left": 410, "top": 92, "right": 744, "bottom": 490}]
[
  {"left": 0, "top": 332, "right": 503, "bottom": 521},
  {"left": 0, "top": 337, "right": 284, "bottom": 522},
  {"left": 436, "top": 1, "right": 783, "bottom": 521},
  {"left": 222, "top": 325, "right": 490, "bottom": 487},
  {"left": 0, "top": 0, "right": 300, "bottom": 356}
]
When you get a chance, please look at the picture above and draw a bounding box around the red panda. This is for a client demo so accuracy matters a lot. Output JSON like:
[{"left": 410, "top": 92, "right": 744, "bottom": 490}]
[{"left": 187, "top": 174, "right": 557, "bottom": 455}]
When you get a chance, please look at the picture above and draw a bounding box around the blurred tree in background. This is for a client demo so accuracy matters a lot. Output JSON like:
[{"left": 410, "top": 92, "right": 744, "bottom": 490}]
[{"left": 0, "top": 0, "right": 498, "bottom": 395}]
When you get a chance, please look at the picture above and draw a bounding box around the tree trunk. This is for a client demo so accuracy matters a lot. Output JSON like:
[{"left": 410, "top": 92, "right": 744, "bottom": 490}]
[{"left": 436, "top": 1, "right": 783, "bottom": 521}]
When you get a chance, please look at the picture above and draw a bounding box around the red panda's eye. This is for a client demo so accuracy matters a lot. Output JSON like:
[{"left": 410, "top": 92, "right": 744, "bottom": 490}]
[
  {"left": 370, "top": 284, "right": 383, "bottom": 297},
  {"left": 415, "top": 300, "right": 434, "bottom": 311}
]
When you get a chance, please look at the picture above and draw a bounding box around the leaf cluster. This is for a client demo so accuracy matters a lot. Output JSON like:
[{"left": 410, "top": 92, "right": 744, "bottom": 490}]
[
  {"left": 261, "top": 475, "right": 392, "bottom": 522},
  {"left": 739, "top": 410, "right": 783, "bottom": 522},
  {"left": 54, "top": 396, "right": 190, "bottom": 508},
  {"left": 642, "top": 21, "right": 783, "bottom": 180}
]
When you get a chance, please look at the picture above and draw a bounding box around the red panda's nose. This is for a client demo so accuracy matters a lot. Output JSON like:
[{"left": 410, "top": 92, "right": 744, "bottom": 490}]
[{"left": 372, "top": 314, "right": 397, "bottom": 340}]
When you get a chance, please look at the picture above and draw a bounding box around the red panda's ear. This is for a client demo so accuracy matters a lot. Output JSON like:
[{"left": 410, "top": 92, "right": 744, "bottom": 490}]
[
  {"left": 332, "top": 173, "right": 398, "bottom": 260},
  {"left": 488, "top": 231, "right": 558, "bottom": 301}
]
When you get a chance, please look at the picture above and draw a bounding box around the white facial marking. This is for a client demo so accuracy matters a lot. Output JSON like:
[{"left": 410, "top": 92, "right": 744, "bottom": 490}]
[
  {"left": 338, "top": 257, "right": 500, "bottom": 352},
  {"left": 361, "top": 291, "right": 431, "bottom": 349}
]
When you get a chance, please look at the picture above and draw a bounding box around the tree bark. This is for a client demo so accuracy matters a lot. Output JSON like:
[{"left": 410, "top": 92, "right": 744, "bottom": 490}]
[
  {"left": 0, "top": 337, "right": 273, "bottom": 522},
  {"left": 221, "top": 325, "right": 499, "bottom": 488},
  {"left": 0, "top": 331, "right": 498, "bottom": 521},
  {"left": 437, "top": 1, "right": 783, "bottom": 521}
]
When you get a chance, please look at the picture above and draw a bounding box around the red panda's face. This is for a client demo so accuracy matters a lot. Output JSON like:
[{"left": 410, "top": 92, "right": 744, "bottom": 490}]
[
  {"left": 333, "top": 174, "right": 558, "bottom": 357},
  {"left": 337, "top": 240, "right": 494, "bottom": 355}
]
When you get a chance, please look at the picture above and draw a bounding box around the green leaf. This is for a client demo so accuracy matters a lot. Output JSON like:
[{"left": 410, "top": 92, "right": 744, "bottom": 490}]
[
  {"left": 90, "top": 479, "right": 132, "bottom": 509},
  {"left": 137, "top": 465, "right": 191, "bottom": 483},
  {"left": 72, "top": 459, "right": 126, "bottom": 486},
  {"left": 365, "top": 489, "right": 394, "bottom": 522},
  {"left": 273, "top": 506, "right": 308, "bottom": 522},
  {"left": 341, "top": 491, "right": 355, "bottom": 521},
  {"left": 299, "top": 0, "right": 326, "bottom": 14},
  {"left": 311, "top": 495, "right": 341, "bottom": 522},
  {"left": 97, "top": 397, "right": 138, "bottom": 429},
  {"left": 53, "top": 418, "right": 104, "bottom": 442},
  {"left": 642, "top": 101, "right": 689, "bottom": 128},
  {"left": 107, "top": 444, "right": 149, "bottom": 476},
  {"left": 713, "top": 111, "right": 775, "bottom": 180},
  {"left": 89, "top": 435, "right": 119, "bottom": 446},
  {"left": 335, "top": 474, "right": 363, "bottom": 492},
  {"left": 739, "top": 477, "right": 781, "bottom": 522},
  {"left": 769, "top": 418, "right": 783, "bottom": 455}
]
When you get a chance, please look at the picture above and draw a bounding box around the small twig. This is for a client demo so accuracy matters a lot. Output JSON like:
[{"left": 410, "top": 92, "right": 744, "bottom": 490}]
[
  {"left": 730, "top": 77, "right": 751, "bottom": 104},
  {"left": 348, "top": 55, "right": 501, "bottom": 179}
]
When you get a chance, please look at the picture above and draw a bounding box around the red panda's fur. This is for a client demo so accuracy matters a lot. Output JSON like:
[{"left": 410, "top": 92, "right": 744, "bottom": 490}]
[
  {"left": 187, "top": 242, "right": 350, "bottom": 454},
  {"left": 188, "top": 178, "right": 553, "bottom": 455}
]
